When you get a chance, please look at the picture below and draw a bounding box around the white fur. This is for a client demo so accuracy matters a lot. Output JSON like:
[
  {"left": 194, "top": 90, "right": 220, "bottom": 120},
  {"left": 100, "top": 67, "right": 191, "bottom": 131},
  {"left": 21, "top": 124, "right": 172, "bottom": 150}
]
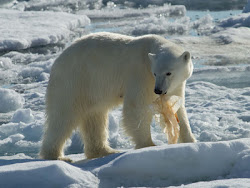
[{"left": 40, "top": 32, "right": 196, "bottom": 160}]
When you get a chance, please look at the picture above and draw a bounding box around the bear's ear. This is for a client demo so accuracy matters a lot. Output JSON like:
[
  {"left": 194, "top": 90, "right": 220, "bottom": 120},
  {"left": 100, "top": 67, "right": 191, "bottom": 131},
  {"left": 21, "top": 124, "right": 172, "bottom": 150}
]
[
  {"left": 148, "top": 53, "right": 156, "bottom": 63},
  {"left": 181, "top": 51, "right": 191, "bottom": 62}
]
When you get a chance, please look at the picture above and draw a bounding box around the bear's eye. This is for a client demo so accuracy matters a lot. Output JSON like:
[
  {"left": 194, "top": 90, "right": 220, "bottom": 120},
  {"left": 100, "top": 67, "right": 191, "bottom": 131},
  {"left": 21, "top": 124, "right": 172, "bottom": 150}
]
[{"left": 166, "top": 72, "right": 171, "bottom": 76}]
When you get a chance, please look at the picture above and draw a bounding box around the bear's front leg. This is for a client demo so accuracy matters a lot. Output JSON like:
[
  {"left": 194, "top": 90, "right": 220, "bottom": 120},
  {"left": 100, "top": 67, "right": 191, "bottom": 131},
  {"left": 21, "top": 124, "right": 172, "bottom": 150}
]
[
  {"left": 122, "top": 95, "right": 155, "bottom": 149},
  {"left": 177, "top": 105, "right": 196, "bottom": 143}
]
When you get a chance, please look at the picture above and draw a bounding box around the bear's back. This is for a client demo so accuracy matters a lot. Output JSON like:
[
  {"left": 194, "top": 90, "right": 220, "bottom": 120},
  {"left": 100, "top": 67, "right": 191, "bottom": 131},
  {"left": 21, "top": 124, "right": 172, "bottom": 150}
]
[
  {"left": 52, "top": 32, "right": 182, "bottom": 73},
  {"left": 76, "top": 32, "right": 135, "bottom": 46}
]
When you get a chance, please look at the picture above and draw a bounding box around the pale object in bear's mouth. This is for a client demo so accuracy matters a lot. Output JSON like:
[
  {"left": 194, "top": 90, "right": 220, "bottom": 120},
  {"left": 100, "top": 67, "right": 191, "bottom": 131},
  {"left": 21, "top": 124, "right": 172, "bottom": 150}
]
[{"left": 152, "top": 95, "right": 182, "bottom": 144}]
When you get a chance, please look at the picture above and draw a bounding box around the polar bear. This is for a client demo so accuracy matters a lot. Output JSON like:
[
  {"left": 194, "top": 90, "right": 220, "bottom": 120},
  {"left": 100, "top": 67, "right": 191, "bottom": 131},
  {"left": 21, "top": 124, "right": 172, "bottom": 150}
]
[{"left": 40, "top": 32, "right": 196, "bottom": 161}]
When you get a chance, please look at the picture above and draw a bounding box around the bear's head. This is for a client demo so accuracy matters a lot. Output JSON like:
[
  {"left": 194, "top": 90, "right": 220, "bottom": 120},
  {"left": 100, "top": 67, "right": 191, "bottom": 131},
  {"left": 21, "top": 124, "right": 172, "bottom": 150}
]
[{"left": 148, "top": 49, "right": 193, "bottom": 95}]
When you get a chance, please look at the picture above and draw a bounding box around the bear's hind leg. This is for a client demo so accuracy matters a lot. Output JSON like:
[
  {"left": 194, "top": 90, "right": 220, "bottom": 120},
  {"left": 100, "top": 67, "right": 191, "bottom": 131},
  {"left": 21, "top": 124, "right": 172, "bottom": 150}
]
[
  {"left": 80, "top": 110, "right": 118, "bottom": 159},
  {"left": 40, "top": 116, "right": 77, "bottom": 162}
]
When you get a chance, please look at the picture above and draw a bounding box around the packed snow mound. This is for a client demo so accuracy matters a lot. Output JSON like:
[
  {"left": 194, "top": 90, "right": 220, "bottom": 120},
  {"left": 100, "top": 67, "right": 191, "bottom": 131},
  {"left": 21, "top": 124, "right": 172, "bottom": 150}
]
[
  {"left": 1, "top": 139, "right": 250, "bottom": 187},
  {"left": 0, "top": 160, "right": 99, "bottom": 187},
  {"left": 11, "top": 109, "right": 34, "bottom": 123},
  {"left": 0, "top": 88, "right": 24, "bottom": 113},
  {"left": 0, "top": 9, "right": 90, "bottom": 52},
  {"left": 93, "top": 139, "right": 250, "bottom": 187}
]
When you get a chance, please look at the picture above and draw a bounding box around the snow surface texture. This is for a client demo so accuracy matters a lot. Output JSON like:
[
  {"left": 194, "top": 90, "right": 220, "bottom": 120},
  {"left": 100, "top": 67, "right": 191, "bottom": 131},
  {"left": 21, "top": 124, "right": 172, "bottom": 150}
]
[
  {"left": 0, "top": 88, "right": 24, "bottom": 113},
  {"left": 0, "top": 0, "right": 250, "bottom": 187},
  {"left": 0, "top": 9, "right": 90, "bottom": 51},
  {"left": 1, "top": 139, "right": 250, "bottom": 187},
  {"left": 219, "top": 12, "right": 250, "bottom": 27},
  {"left": 79, "top": 3, "right": 186, "bottom": 19},
  {"left": 11, "top": 0, "right": 103, "bottom": 11}
]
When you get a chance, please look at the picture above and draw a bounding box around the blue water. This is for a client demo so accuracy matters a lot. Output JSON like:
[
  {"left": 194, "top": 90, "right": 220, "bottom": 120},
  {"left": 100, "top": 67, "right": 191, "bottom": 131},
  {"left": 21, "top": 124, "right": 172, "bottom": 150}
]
[{"left": 186, "top": 10, "right": 241, "bottom": 23}]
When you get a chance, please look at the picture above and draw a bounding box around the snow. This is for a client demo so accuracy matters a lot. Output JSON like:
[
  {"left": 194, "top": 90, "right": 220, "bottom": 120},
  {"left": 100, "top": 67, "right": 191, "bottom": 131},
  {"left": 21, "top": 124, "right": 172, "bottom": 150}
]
[
  {"left": 0, "top": 0, "right": 250, "bottom": 187},
  {"left": 0, "top": 9, "right": 90, "bottom": 52},
  {"left": 126, "top": 16, "right": 191, "bottom": 36},
  {"left": 79, "top": 4, "right": 186, "bottom": 19},
  {"left": 11, "top": 109, "right": 34, "bottom": 123},
  {"left": 219, "top": 12, "right": 250, "bottom": 28},
  {"left": 1, "top": 139, "right": 250, "bottom": 187},
  {"left": 11, "top": 0, "right": 103, "bottom": 12},
  {"left": 82, "top": 7, "right": 216, "bottom": 36},
  {"left": 0, "top": 88, "right": 24, "bottom": 113},
  {"left": 0, "top": 160, "right": 99, "bottom": 187},
  {"left": 174, "top": 179, "right": 250, "bottom": 188},
  {"left": 94, "top": 139, "right": 250, "bottom": 187}
]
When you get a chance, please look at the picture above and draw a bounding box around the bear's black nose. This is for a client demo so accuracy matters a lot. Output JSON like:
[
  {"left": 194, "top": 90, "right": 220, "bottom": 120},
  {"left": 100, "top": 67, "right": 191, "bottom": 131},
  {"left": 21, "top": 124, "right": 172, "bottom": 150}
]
[{"left": 154, "top": 88, "right": 162, "bottom": 95}]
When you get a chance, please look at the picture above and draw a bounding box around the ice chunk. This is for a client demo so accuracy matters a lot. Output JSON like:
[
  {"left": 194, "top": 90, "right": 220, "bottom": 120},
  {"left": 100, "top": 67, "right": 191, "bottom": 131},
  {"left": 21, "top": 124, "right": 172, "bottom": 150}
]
[
  {"left": 0, "top": 57, "right": 12, "bottom": 70},
  {"left": 129, "top": 15, "right": 190, "bottom": 36},
  {"left": 191, "top": 14, "right": 214, "bottom": 35},
  {"left": 0, "top": 88, "right": 24, "bottom": 113},
  {"left": 0, "top": 134, "right": 25, "bottom": 146},
  {"left": 11, "top": 109, "right": 34, "bottom": 123}
]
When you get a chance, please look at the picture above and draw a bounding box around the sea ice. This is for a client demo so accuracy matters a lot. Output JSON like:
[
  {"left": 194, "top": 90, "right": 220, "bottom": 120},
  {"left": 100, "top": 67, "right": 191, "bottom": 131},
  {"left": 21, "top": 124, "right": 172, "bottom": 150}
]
[
  {"left": 79, "top": 4, "right": 186, "bottom": 19},
  {"left": 219, "top": 12, "right": 250, "bottom": 28},
  {"left": 0, "top": 88, "right": 24, "bottom": 113},
  {"left": 0, "top": 160, "right": 99, "bottom": 187},
  {"left": 11, "top": 108, "right": 34, "bottom": 123},
  {"left": 0, "top": 9, "right": 90, "bottom": 52},
  {"left": 93, "top": 139, "right": 250, "bottom": 187},
  {"left": 1, "top": 139, "right": 250, "bottom": 187}
]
